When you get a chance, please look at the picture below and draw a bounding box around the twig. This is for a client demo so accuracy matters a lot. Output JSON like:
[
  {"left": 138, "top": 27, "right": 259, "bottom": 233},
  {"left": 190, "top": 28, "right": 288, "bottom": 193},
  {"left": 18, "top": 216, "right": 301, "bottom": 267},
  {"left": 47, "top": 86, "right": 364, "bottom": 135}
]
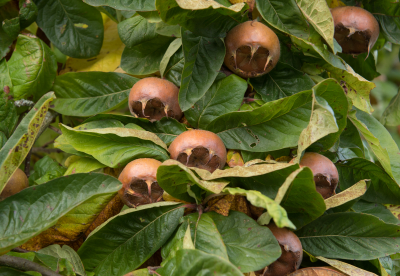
[
  {"left": 14, "top": 99, "right": 35, "bottom": 107},
  {"left": 148, "top": 266, "right": 162, "bottom": 276},
  {"left": 48, "top": 125, "right": 62, "bottom": 135},
  {"left": 24, "top": 149, "right": 32, "bottom": 177},
  {"left": 0, "top": 255, "right": 62, "bottom": 276},
  {"left": 31, "top": 148, "right": 62, "bottom": 154},
  {"left": 36, "top": 110, "right": 58, "bottom": 140},
  {"left": 11, "top": 247, "right": 31, "bottom": 253},
  {"left": 41, "top": 139, "right": 55, "bottom": 148}
]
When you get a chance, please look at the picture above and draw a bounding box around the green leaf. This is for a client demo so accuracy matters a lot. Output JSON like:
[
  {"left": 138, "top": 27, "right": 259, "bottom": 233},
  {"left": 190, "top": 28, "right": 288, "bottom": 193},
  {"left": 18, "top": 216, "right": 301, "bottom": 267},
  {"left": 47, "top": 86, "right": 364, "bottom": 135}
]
[
  {"left": 0, "top": 59, "right": 12, "bottom": 96},
  {"left": 256, "top": 0, "right": 310, "bottom": 39},
  {"left": 2, "top": 17, "right": 20, "bottom": 38},
  {"left": 339, "top": 53, "right": 380, "bottom": 81},
  {"left": 0, "top": 93, "right": 54, "bottom": 193},
  {"left": 0, "top": 1, "right": 19, "bottom": 59},
  {"left": 160, "top": 38, "right": 182, "bottom": 78},
  {"left": 164, "top": 46, "right": 184, "bottom": 87},
  {"left": 207, "top": 211, "right": 282, "bottom": 273},
  {"left": 156, "top": 21, "right": 181, "bottom": 38},
  {"left": 184, "top": 213, "right": 229, "bottom": 260},
  {"left": 77, "top": 202, "right": 184, "bottom": 276},
  {"left": 381, "top": 89, "right": 400, "bottom": 126},
  {"left": 250, "top": 62, "right": 315, "bottom": 102},
  {"left": 38, "top": 245, "right": 86, "bottom": 276},
  {"left": 375, "top": 15, "right": 400, "bottom": 44},
  {"left": 223, "top": 187, "right": 295, "bottom": 229},
  {"left": 8, "top": 35, "right": 57, "bottom": 100},
  {"left": 0, "top": 173, "right": 121, "bottom": 253},
  {"left": 59, "top": 124, "right": 169, "bottom": 168},
  {"left": 336, "top": 158, "right": 400, "bottom": 205},
  {"left": 19, "top": 0, "right": 38, "bottom": 29},
  {"left": 179, "top": 30, "right": 225, "bottom": 112},
  {"left": 297, "top": 212, "right": 400, "bottom": 260},
  {"left": 64, "top": 156, "right": 106, "bottom": 175},
  {"left": 0, "top": 267, "right": 34, "bottom": 275},
  {"left": 157, "top": 159, "right": 230, "bottom": 203},
  {"left": 118, "top": 15, "right": 157, "bottom": 48},
  {"left": 83, "top": 0, "right": 156, "bottom": 11},
  {"left": 0, "top": 97, "right": 17, "bottom": 138},
  {"left": 51, "top": 72, "right": 139, "bottom": 117},
  {"left": 28, "top": 156, "right": 66, "bottom": 186},
  {"left": 156, "top": 0, "right": 246, "bottom": 38},
  {"left": 33, "top": 0, "right": 104, "bottom": 58},
  {"left": 157, "top": 249, "right": 243, "bottom": 276},
  {"left": 185, "top": 75, "right": 247, "bottom": 129},
  {"left": 348, "top": 109, "right": 400, "bottom": 185},
  {"left": 352, "top": 200, "right": 400, "bottom": 225},
  {"left": 121, "top": 35, "right": 174, "bottom": 75},
  {"left": 295, "top": 0, "right": 335, "bottom": 52}
]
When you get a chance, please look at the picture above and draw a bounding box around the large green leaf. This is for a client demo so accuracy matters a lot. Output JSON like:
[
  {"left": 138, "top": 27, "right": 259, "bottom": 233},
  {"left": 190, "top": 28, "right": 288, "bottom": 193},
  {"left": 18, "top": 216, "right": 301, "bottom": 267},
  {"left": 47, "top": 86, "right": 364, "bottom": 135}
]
[
  {"left": 33, "top": 0, "right": 104, "bottom": 58},
  {"left": 51, "top": 72, "right": 138, "bottom": 117},
  {"left": 0, "top": 96, "right": 17, "bottom": 138},
  {"left": 348, "top": 109, "right": 400, "bottom": 185},
  {"left": 223, "top": 187, "right": 295, "bottom": 229},
  {"left": 250, "top": 62, "right": 315, "bottom": 102},
  {"left": 156, "top": 0, "right": 246, "bottom": 38},
  {"left": 179, "top": 30, "right": 225, "bottom": 112},
  {"left": 375, "top": 15, "right": 400, "bottom": 44},
  {"left": 185, "top": 75, "right": 247, "bottom": 129},
  {"left": 0, "top": 1, "right": 19, "bottom": 59},
  {"left": 59, "top": 124, "right": 169, "bottom": 168},
  {"left": 160, "top": 38, "right": 182, "bottom": 78},
  {"left": 336, "top": 158, "right": 400, "bottom": 205},
  {"left": 83, "top": 0, "right": 156, "bottom": 11},
  {"left": 381, "top": 89, "right": 400, "bottom": 126},
  {"left": 64, "top": 156, "right": 106, "bottom": 175},
  {"left": 297, "top": 212, "right": 400, "bottom": 260},
  {"left": 352, "top": 200, "right": 400, "bottom": 225},
  {"left": 118, "top": 15, "right": 157, "bottom": 48},
  {"left": 164, "top": 46, "right": 184, "bottom": 87},
  {"left": 157, "top": 249, "right": 243, "bottom": 276},
  {"left": 19, "top": 0, "right": 38, "bottom": 29},
  {"left": 8, "top": 35, "right": 57, "bottom": 100},
  {"left": 121, "top": 35, "right": 174, "bottom": 75},
  {"left": 28, "top": 156, "right": 66, "bottom": 186},
  {"left": 0, "top": 173, "right": 121, "bottom": 253},
  {"left": 0, "top": 59, "right": 12, "bottom": 96},
  {"left": 339, "top": 53, "right": 380, "bottom": 81},
  {"left": 78, "top": 202, "right": 184, "bottom": 276},
  {"left": 0, "top": 93, "right": 54, "bottom": 192}
]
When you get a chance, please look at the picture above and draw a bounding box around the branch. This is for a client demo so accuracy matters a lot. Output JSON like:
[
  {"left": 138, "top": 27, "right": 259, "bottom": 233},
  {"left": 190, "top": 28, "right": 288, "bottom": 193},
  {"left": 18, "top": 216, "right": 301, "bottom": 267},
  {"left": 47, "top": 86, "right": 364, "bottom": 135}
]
[
  {"left": 36, "top": 110, "right": 59, "bottom": 140},
  {"left": 48, "top": 125, "right": 62, "bottom": 135},
  {"left": 31, "top": 148, "right": 62, "bottom": 154},
  {"left": 0, "top": 255, "right": 62, "bottom": 276}
]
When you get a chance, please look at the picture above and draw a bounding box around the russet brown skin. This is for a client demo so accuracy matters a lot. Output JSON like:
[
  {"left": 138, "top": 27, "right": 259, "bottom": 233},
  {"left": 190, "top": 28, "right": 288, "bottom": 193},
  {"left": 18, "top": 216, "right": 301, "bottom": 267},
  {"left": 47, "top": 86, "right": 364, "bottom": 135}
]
[
  {"left": 168, "top": 130, "right": 227, "bottom": 173},
  {"left": 224, "top": 21, "right": 280, "bottom": 78},
  {"left": 129, "top": 77, "right": 183, "bottom": 122},
  {"left": 0, "top": 168, "right": 28, "bottom": 200},
  {"left": 287, "top": 267, "right": 346, "bottom": 275},
  {"left": 261, "top": 224, "right": 303, "bottom": 276},
  {"left": 118, "top": 158, "right": 164, "bottom": 208},
  {"left": 331, "top": 6, "right": 379, "bottom": 55},
  {"left": 299, "top": 152, "right": 339, "bottom": 199}
]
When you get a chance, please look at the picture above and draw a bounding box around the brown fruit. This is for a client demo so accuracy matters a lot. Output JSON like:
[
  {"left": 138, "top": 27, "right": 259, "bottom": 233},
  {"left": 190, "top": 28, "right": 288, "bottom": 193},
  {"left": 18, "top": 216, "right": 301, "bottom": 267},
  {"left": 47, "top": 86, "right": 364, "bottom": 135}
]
[
  {"left": 331, "top": 6, "right": 379, "bottom": 55},
  {"left": 224, "top": 21, "right": 280, "bottom": 78},
  {"left": 287, "top": 267, "right": 345, "bottom": 275},
  {"left": 261, "top": 224, "right": 303, "bottom": 276},
  {"left": 168, "top": 130, "right": 227, "bottom": 173},
  {"left": 299, "top": 152, "right": 339, "bottom": 199},
  {"left": 118, "top": 158, "right": 164, "bottom": 208},
  {"left": 0, "top": 168, "right": 28, "bottom": 200},
  {"left": 129, "top": 77, "right": 183, "bottom": 122}
]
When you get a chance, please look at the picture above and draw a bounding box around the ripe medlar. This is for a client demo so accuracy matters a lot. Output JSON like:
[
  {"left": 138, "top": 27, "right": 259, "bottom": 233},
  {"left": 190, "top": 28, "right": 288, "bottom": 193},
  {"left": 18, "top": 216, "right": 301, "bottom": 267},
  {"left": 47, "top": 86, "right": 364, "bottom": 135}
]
[
  {"left": 259, "top": 224, "right": 303, "bottom": 276},
  {"left": 287, "top": 267, "right": 345, "bottom": 275},
  {"left": 129, "top": 77, "right": 183, "bottom": 122},
  {"left": 224, "top": 21, "right": 280, "bottom": 78},
  {"left": 168, "top": 130, "right": 227, "bottom": 173},
  {"left": 331, "top": 6, "right": 379, "bottom": 55},
  {"left": 0, "top": 168, "right": 28, "bottom": 200},
  {"left": 118, "top": 158, "right": 164, "bottom": 208},
  {"left": 299, "top": 152, "right": 339, "bottom": 199}
]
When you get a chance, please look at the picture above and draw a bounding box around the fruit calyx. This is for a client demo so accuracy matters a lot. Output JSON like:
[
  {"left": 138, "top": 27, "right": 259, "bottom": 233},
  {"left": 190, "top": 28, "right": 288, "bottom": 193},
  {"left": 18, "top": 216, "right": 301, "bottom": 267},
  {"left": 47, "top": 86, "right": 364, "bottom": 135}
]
[
  {"left": 168, "top": 130, "right": 227, "bottom": 173},
  {"left": 224, "top": 21, "right": 280, "bottom": 78},
  {"left": 331, "top": 6, "right": 379, "bottom": 55},
  {"left": 129, "top": 77, "right": 183, "bottom": 122},
  {"left": 0, "top": 168, "right": 29, "bottom": 200},
  {"left": 118, "top": 158, "right": 164, "bottom": 208},
  {"left": 299, "top": 152, "right": 339, "bottom": 199}
]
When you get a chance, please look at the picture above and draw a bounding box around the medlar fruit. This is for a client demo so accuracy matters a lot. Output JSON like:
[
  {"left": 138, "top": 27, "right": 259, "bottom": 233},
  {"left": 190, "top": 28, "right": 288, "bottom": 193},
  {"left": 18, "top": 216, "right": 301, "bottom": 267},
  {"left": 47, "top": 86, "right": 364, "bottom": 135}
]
[
  {"left": 260, "top": 223, "right": 303, "bottom": 276},
  {"left": 331, "top": 6, "right": 379, "bottom": 55},
  {"left": 299, "top": 152, "right": 339, "bottom": 199},
  {"left": 129, "top": 77, "right": 183, "bottom": 121},
  {"left": 168, "top": 130, "right": 227, "bottom": 173},
  {"left": 224, "top": 21, "right": 280, "bottom": 78},
  {"left": 0, "top": 168, "right": 28, "bottom": 200},
  {"left": 287, "top": 267, "right": 345, "bottom": 275},
  {"left": 118, "top": 158, "right": 164, "bottom": 208}
]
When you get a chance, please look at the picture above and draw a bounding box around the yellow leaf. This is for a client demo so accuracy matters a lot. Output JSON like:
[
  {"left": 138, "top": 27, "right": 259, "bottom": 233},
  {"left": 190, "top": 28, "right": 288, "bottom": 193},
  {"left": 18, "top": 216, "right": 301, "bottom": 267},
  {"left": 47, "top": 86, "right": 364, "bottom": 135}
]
[
  {"left": 385, "top": 204, "right": 400, "bottom": 220},
  {"left": 317, "top": 256, "right": 378, "bottom": 276},
  {"left": 60, "top": 14, "right": 125, "bottom": 74},
  {"left": 324, "top": 180, "right": 368, "bottom": 210}
]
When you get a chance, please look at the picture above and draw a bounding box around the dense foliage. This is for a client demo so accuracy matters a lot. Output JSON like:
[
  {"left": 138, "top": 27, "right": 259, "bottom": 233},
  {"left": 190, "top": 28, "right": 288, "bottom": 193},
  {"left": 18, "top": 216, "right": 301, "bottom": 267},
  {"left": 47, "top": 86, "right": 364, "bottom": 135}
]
[{"left": 1, "top": 0, "right": 400, "bottom": 275}]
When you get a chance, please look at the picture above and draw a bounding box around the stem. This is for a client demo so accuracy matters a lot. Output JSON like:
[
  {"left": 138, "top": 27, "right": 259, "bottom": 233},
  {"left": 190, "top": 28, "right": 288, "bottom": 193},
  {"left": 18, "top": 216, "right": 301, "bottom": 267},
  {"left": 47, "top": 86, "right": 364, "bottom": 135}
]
[
  {"left": 31, "top": 148, "right": 62, "bottom": 154},
  {"left": 148, "top": 266, "right": 162, "bottom": 276},
  {"left": 48, "top": 125, "right": 62, "bottom": 135},
  {"left": 36, "top": 110, "right": 58, "bottom": 140},
  {"left": 0, "top": 255, "right": 62, "bottom": 276},
  {"left": 11, "top": 247, "right": 31, "bottom": 253},
  {"left": 24, "top": 149, "right": 32, "bottom": 177}
]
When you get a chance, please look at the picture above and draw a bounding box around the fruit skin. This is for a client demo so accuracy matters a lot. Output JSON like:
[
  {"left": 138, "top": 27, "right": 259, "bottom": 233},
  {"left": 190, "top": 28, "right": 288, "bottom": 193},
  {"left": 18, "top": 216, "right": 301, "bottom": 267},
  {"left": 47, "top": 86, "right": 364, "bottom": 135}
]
[
  {"left": 168, "top": 129, "right": 227, "bottom": 173},
  {"left": 224, "top": 21, "right": 280, "bottom": 78},
  {"left": 118, "top": 158, "right": 164, "bottom": 208},
  {"left": 331, "top": 6, "right": 379, "bottom": 55},
  {"left": 299, "top": 152, "right": 339, "bottom": 199},
  {"left": 0, "top": 168, "right": 28, "bottom": 200},
  {"left": 129, "top": 77, "right": 183, "bottom": 122},
  {"left": 287, "top": 267, "right": 345, "bottom": 275},
  {"left": 262, "top": 224, "right": 303, "bottom": 276}
]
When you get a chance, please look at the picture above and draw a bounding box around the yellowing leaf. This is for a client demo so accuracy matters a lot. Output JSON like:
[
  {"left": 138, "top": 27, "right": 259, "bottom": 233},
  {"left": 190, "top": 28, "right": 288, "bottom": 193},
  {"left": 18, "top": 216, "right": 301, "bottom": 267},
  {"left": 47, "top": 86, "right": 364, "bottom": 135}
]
[
  {"left": 385, "top": 204, "right": 400, "bottom": 220},
  {"left": 329, "top": 0, "right": 346, "bottom": 8},
  {"left": 60, "top": 14, "right": 125, "bottom": 74},
  {"left": 324, "top": 180, "right": 368, "bottom": 210},
  {"left": 317, "top": 256, "right": 378, "bottom": 276}
]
